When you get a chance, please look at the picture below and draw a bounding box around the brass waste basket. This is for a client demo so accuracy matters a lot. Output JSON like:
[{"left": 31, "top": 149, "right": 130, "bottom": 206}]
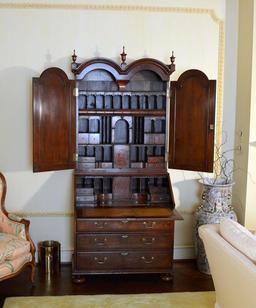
[{"left": 38, "top": 241, "right": 61, "bottom": 273}]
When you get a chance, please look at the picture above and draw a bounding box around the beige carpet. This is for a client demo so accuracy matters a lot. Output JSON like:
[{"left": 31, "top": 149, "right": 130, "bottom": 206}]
[{"left": 3, "top": 292, "right": 215, "bottom": 308}]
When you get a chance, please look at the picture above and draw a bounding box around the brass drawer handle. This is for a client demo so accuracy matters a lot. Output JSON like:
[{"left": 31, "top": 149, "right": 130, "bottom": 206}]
[
  {"left": 121, "top": 235, "right": 129, "bottom": 239},
  {"left": 94, "top": 256, "right": 107, "bottom": 264},
  {"left": 141, "top": 256, "right": 155, "bottom": 264},
  {"left": 94, "top": 238, "right": 107, "bottom": 246},
  {"left": 142, "top": 237, "right": 155, "bottom": 245},
  {"left": 94, "top": 222, "right": 107, "bottom": 229},
  {"left": 120, "top": 252, "right": 129, "bottom": 256},
  {"left": 143, "top": 221, "right": 156, "bottom": 229},
  {"left": 121, "top": 220, "right": 129, "bottom": 224}
]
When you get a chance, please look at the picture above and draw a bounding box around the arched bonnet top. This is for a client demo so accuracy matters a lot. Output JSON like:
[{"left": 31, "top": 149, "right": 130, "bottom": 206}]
[
  {"left": 73, "top": 57, "right": 175, "bottom": 81},
  {"left": 175, "top": 69, "right": 210, "bottom": 87}
]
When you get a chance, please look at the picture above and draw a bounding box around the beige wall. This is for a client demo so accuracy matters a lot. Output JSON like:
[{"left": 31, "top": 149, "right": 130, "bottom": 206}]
[
  {"left": 246, "top": 0, "right": 256, "bottom": 228},
  {"left": 233, "top": 0, "right": 256, "bottom": 229},
  {"left": 223, "top": 0, "right": 238, "bottom": 161},
  {"left": 0, "top": 0, "right": 225, "bottom": 261},
  {"left": 234, "top": 0, "right": 256, "bottom": 229}
]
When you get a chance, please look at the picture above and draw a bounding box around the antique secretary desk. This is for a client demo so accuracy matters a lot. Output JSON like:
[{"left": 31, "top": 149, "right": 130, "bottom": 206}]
[{"left": 33, "top": 49, "right": 216, "bottom": 282}]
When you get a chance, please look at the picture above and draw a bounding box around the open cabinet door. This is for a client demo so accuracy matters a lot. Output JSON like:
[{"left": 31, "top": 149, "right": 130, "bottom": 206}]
[
  {"left": 169, "top": 69, "right": 216, "bottom": 172},
  {"left": 33, "top": 68, "right": 76, "bottom": 172}
]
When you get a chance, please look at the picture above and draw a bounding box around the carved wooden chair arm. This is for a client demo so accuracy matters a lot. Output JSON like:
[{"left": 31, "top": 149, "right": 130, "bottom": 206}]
[{"left": 8, "top": 213, "right": 23, "bottom": 222}]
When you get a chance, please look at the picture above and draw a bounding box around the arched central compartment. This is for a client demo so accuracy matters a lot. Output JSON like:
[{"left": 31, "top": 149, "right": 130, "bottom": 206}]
[{"left": 114, "top": 119, "right": 129, "bottom": 144}]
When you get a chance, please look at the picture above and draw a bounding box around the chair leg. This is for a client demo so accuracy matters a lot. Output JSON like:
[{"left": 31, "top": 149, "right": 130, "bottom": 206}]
[{"left": 30, "top": 262, "right": 36, "bottom": 284}]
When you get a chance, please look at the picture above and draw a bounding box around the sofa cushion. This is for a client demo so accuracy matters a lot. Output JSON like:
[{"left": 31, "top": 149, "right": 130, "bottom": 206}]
[
  {"left": 220, "top": 219, "right": 256, "bottom": 263},
  {"left": 0, "top": 233, "right": 30, "bottom": 264}
]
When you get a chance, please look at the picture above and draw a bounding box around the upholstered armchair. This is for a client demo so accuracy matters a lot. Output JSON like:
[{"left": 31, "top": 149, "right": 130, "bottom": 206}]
[{"left": 0, "top": 172, "right": 35, "bottom": 282}]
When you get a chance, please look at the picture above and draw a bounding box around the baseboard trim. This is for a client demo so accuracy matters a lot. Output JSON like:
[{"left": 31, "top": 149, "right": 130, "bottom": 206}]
[{"left": 174, "top": 245, "right": 196, "bottom": 259}]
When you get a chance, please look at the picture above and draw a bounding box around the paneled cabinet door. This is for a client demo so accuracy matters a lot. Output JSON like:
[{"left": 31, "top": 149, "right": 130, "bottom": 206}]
[
  {"left": 33, "top": 67, "right": 76, "bottom": 172},
  {"left": 169, "top": 69, "right": 216, "bottom": 172}
]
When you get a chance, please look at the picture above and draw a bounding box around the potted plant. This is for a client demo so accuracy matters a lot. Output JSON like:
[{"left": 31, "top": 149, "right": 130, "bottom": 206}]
[{"left": 194, "top": 137, "right": 238, "bottom": 274}]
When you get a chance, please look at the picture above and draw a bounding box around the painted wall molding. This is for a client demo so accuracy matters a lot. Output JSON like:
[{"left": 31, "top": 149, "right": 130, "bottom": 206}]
[
  {"left": 12, "top": 211, "right": 74, "bottom": 217},
  {"left": 0, "top": 2, "right": 222, "bottom": 24}
]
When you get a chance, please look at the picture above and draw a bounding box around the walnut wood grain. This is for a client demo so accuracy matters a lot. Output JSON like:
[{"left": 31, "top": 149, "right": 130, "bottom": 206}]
[
  {"left": 74, "top": 58, "right": 173, "bottom": 82},
  {"left": 79, "top": 109, "right": 166, "bottom": 116},
  {"left": 33, "top": 68, "right": 76, "bottom": 172},
  {"left": 70, "top": 56, "right": 182, "bottom": 280},
  {"left": 75, "top": 251, "right": 173, "bottom": 272},
  {"left": 76, "top": 208, "right": 179, "bottom": 219},
  {"left": 169, "top": 69, "right": 216, "bottom": 172},
  {"left": 76, "top": 233, "right": 173, "bottom": 251},
  {"left": 75, "top": 169, "right": 168, "bottom": 176}
]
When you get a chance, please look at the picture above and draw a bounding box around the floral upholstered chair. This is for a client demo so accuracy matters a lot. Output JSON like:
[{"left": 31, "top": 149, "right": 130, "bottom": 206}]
[{"left": 0, "top": 172, "right": 35, "bottom": 282}]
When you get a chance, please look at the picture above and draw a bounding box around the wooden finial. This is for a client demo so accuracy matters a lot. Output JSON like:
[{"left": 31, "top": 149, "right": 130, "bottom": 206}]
[
  {"left": 71, "top": 49, "right": 79, "bottom": 73},
  {"left": 170, "top": 51, "right": 175, "bottom": 65},
  {"left": 169, "top": 51, "right": 176, "bottom": 73},
  {"left": 120, "top": 46, "right": 127, "bottom": 69},
  {"left": 72, "top": 49, "right": 77, "bottom": 64}
]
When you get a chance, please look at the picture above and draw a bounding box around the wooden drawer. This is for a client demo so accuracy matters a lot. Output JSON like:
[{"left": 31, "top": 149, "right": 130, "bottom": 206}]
[
  {"left": 76, "top": 233, "right": 173, "bottom": 251},
  {"left": 76, "top": 218, "right": 173, "bottom": 233},
  {"left": 76, "top": 251, "right": 172, "bottom": 271}
]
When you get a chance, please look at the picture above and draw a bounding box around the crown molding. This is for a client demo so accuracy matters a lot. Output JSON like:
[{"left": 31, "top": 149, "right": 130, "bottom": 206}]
[{"left": 0, "top": 2, "right": 222, "bottom": 24}]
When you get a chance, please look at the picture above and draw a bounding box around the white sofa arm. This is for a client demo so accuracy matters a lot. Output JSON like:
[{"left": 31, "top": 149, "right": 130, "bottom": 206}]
[{"left": 199, "top": 224, "right": 256, "bottom": 308}]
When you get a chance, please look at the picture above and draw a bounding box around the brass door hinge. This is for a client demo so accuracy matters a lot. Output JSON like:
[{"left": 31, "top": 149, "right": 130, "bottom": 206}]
[
  {"left": 209, "top": 124, "right": 214, "bottom": 130},
  {"left": 73, "top": 88, "right": 79, "bottom": 97},
  {"left": 167, "top": 83, "right": 170, "bottom": 99},
  {"left": 73, "top": 153, "right": 78, "bottom": 162}
]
